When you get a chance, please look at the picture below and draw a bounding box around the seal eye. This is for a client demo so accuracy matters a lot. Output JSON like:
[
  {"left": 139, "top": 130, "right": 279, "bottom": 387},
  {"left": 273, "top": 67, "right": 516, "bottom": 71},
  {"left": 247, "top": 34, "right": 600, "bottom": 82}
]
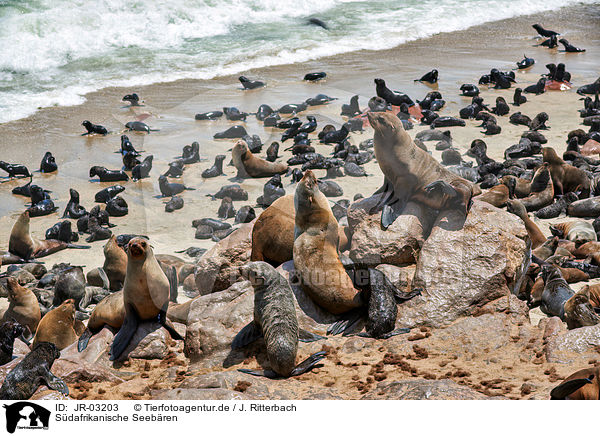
[{"left": 141, "top": 242, "right": 146, "bottom": 248}]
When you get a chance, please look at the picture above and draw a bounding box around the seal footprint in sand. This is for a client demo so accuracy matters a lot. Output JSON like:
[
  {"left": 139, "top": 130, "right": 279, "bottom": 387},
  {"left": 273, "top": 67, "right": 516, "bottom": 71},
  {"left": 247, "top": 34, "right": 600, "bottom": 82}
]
[{"left": 232, "top": 261, "right": 326, "bottom": 379}]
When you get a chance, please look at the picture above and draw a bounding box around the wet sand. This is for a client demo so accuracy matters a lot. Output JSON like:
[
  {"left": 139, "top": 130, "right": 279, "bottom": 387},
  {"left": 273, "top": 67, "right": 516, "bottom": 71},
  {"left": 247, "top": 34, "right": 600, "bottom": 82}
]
[{"left": 0, "top": 4, "right": 599, "bottom": 289}]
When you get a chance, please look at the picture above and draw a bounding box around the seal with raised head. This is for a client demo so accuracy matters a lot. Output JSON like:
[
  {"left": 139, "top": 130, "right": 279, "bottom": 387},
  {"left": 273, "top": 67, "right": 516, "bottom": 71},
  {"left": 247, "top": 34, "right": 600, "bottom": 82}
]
[
  {"left": 108, "top": 237, "right": 182, "bottom": 360},
  {"left": 0, "top": 320, "right": 27, "bottom": 365},
  {"left": 232, "top": 140, "right": 288, "bottom": 178},
  {"left": 539, "top": 264, "right": 575, "bottom": 319},
  {"left": 32, "top": 299, "right": 79, "bottom": 350},
  {"left": 563, "top": 286, "right": 600, "bottom": 329},
  {"left": 293, "top": 170, "right": 362, "bottom": 314},
  {"left": 2, "top": 278, "right": 41, "bottom": 338},
  {"left": 542, "top": 147, "right": 590, "bottom": 197},
  {"left": 8, "top": 211, "right": 88, "bottom": 260},
  {"left": 232, "top": 261, "right": 326, "bottom": 378},
  {"left": 519, "top": 163, "right": 554, "bottom": 211},
  {"left": 368, "top": 111, "right": 479, "bottom": 228},
  {"left": 62, "top": 188, "right": 87, "bottom": 219},
  {"left": 0, "top": 342, "right": 68, "bottom": 400},
  {"left": 201, "top": 155, "right": 225, "bottom": 178},
  {"left": 506, "top": 199, "right": 545, "bottom": 248}
]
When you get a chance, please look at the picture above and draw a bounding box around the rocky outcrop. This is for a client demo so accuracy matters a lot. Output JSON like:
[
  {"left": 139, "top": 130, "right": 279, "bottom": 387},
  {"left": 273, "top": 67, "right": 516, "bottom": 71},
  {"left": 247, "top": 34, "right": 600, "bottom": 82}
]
[
  {"left": 194, "top": 221, "right": 255, "bottom": 294},
  {"left": 394, "top": 200, "right": 528, "bottom": 329},
  {"left": 347, "top": 196, "right": 437, "bottom": 266},
  {"left": 545, "top": 323, "right": 600, "bottom": 363}
]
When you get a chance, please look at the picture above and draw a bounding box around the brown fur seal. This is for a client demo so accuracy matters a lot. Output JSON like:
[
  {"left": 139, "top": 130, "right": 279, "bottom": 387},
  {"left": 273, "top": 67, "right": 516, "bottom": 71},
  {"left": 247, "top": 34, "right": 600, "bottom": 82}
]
[
  {"left": 32, "top": 299, "right": 80, "bottom": 350},
  {"left": 477, "top": 184, "right": 509, "bottom": 208},
  {"left": 233, "top": 261, "right": 325, "bottom": 378},
  {"left": 293, "top": 170, "right": 362, "bottom": 314},
  {"left": 2, "top": 278, "right": 40, "bottom": 338},
  {"left": 550, "top": 221, "right": 596, "bottom": 243},
  {"left": 103, "top": 235, "right": 127, "bottom": 291},
  {"left": 0, "top": 342, "right": 68, "bottom": 400},
  {"left": 251, "top": 194, "right": 349, "bottom": 266},
  {"left": 77, "top": 291, "right": 125, "bottom": 351},
  {"left": 368, "top": 111, "right": 480, "bottom": 228},
  {"left": 551, "top": 367, "right": 600, "bottom": 400},
  {"left": 581, "top": 284, "right": 600, "bottom": 308},
  {"left": 519, "top": 163, "right": 554, "bottom": 211},
  {"left": 563, "top": 286, "right": 600, "bottom": 329},
  {"left": 501, "top": 175, "right": 531, "bottom": 198},
  {"left": 232, "top": 140, "right": 288, "bottom": 178},
  {"left": 539, "top": 264, "right": 574, "bottom": 319},
  {"left": 108, "top": 237, "right": 182, "bottom": 360},
  {"left": 533, "top": 236, "right": 558, "bottom": 260},
  {"left": 506, "top": 199, "right": 545, "bottom": 248},
  {"left": 542, "top": 147, "right": 590, "bottom": 197}
]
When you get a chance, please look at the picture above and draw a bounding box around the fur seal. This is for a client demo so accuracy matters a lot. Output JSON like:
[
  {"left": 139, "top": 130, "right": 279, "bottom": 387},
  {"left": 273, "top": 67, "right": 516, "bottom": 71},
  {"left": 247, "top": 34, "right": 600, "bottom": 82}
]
[
  {"left": 62, "top": 188, "right": 87, "bottom": 219},
  {"left": 102, "top": 235, "right": 127, "bottom": 291},
  {"left": 195, "top": 111, "right": 223, "bottom": 120},
  {"left": 551, "top": 367, "right": 600, "bottom": 400},
  {"left": 32, "top": 299, "right": 78, "bottom": 350},
  {"left": 158, "top": 175, "right": 194, "bottom": 197},
  {"left": 202, "top": 155, "right": 225, "bottom": 178},
  {"left": 374, "top": 78, "right": 413, "bottom": 106},
  {"left": 519, "top": 164, "right": 554, "bottom": 211},
  {"left": 239, "top": 75, "right": 265, "bottom": 90},
  {"left": 211, "top": 184, "right": 248, "bottom": 201},
  {"left": 122, "top": 93, "right": 141, "bottom": 106},
  {"left": 563, "top": 286, "right": 600, "bottom": 329},
  {"left": 539, "top": 264, "right": 574, "bottom": 319},
  {"left": 550, "top": 221, "right": 597, "bottom": 243},
  {"left": 89, "top": 166, "right": 129, "bottom": 182},
  {"left": 106, "top": 196, "right": 128, "bottom": 217},
  {"left": 9, "top": 211, "right": 88, "bottom": 260},
  {"left": 45, "top": 220, "right": 78, "bottom": 243},
  {"left": 0, "top": 161, "right": 31, "bottom": 178},
  {"left": 368, "top": 111, "right": 478, "bottom": 228},
  {"left": 165, "top": 196, "right": 184, "bottom": 212},
  {"left": 559, "top": 39, "right": 585, "bottom": 53},
  {"left": 85, "top": 216, "right": 112, "bottom": 243},
  {"left": 132, "top": 155, "right": 153, "bottom": 181},
  {"left": 94, "top": 185, "right": 125, "bottom": 203},
  {"left": 213, "top": 125, "right": 248, "bottom": 139},
  {"left": 232, "top": 140, "right": 288, "bottom": 178},
  {"left": 293, "top": 170, "right": 362, "bottom": 314},
  {"left": 251, "top": 195, "right": 295, "bottom": 265},
  {"left": 0, "top": 320, "right": 26, "bottom": 365},
  {"left": 415, "top": 69, "right": 438, "bottom": 84},
  {"left": 39, "top": 152, "right": 57, "bottom": 173},
  {"left": 304, "top": 72, "right": 326, "bottom": 82},
  {"left": 0, "top": 342, "right": 68, "bottom": 400},
  {"left": 217, "top": 197, "right": 236, "bottom": 219},
  {"left": 2, "top": 278, "right": 41, "bottom": 337},
  {"left": 535, "top": 192, "right": 578, "bottom": 219},
  {"left": 460, "top": 84, "right": 479, "bottom": 97},
  {"left": 513, "top": 88, "right": 527, "bottom": 106},
  {"left": 77, "top": 291, "right": 124, "bottom": 351},
  {"left": 108, "top": 237, "right": 182, "bottom": 360},
  {"left": 81, "top": 120, "right": 108, "bottom": 135},
  {"left": 477, "top": 184, "right": 509, "bottom": 208},
  {"left": 233, "top": 261, "right": 326, "bottom": 378},
  {"left": 542, "top": 147, "right": 590, "bottom": 197},
  {"left": 125, "top": 121, "right": 156, "bottom": 133}
]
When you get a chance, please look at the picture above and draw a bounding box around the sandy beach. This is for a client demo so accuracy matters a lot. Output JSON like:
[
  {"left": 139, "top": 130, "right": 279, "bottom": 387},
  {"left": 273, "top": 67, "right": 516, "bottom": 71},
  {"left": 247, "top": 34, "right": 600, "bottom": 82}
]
[{"left": 1, "top": 3, "right": 600, "bottom": 400}]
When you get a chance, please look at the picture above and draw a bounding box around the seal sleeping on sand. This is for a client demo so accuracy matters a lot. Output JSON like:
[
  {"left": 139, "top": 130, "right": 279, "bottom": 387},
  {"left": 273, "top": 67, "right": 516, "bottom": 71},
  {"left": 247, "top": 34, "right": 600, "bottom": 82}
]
[{"left": 368, "top": 112, "right": 480, "bottom": 228}]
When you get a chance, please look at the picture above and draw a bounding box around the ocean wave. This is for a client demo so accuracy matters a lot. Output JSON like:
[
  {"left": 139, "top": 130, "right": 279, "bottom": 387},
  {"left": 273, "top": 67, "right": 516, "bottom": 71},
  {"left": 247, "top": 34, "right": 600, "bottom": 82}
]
[{"left": 0, "top": 0, "right": 595, "bottom": 123}]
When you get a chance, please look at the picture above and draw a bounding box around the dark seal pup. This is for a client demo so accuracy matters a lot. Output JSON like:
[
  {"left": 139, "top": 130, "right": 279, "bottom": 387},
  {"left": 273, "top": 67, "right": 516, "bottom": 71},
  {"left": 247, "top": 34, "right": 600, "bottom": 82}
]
[
  {"left": 62, "top": 188, "right": 87, "bottom": 219},
  {"left": 0, "top": 342, "right": 69, "bottom": 400},
  {"left": 81, "top": 120, "right": 108, "bottom": 136},
  {"left": 0, "top": 320, "right": 27, "bottom": 365},
  {"left": 232, "top": 261, "right": 326, "bottom": 378},
  {"left": 39, "top": 152, "right": 57, "bottom": 173},
  {"left": 89, "top": 166, "right": 129, "bottom": 182}
]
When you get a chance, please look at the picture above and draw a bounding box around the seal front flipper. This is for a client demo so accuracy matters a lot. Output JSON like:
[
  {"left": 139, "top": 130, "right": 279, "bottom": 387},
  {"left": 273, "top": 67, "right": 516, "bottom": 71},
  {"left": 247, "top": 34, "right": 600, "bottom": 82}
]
[
  {"left": 550, "top": 375, "right": 594, "bottom": 399},
  {"left": 110, "top": 304, "right": 139, "bottom": 361},
  {"left": 78, "top": 328, "right": 93, "bottom": 352},
  {"left": 290, "top": 351, "right": 327, "bottom": 376},
  {"left": 232, "top": 322, "right": 262, "bottom": 349},
  {"left": 97, "top": 267, "right": 110, "bottom": 290},
  {"left": 393, "top": 287, "right": 422, "bottom": 303},
  {"left": 43, "top": 369, "right": 69, "bottom": 395},
  {"left": 327, "top": 309, "right": 363, "bottom": 336},
  {"left": 298, "top": 329, "right": 326, "bottom": 343},
  {"left": 381, "top": 199, "right": 405, "bottom": 229},
  {"left": 238, "top": 368, "right": 279, "bottom": 378},
  {"left": 66, "top": 243, "right": 91, "bottom": 250}
]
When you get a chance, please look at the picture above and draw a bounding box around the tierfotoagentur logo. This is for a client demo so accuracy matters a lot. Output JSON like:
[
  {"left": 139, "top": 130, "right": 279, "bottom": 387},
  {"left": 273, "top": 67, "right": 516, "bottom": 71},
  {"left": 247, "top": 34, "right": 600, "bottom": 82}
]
[{"left": 3, "top": 402, "right": 50, "bottom": 433}]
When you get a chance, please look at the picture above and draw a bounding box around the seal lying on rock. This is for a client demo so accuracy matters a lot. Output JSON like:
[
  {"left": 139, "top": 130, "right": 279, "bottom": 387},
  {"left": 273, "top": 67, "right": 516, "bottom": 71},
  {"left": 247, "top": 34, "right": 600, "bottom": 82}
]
[
  {"left": 232, "top": 261, "right": 326, "bottom": 378},
  {"left": 367, "top": 112, "right": 480, "bottom": 228},
  {"left": 0, "top": 342, "right": 68, "bottom": 400}
]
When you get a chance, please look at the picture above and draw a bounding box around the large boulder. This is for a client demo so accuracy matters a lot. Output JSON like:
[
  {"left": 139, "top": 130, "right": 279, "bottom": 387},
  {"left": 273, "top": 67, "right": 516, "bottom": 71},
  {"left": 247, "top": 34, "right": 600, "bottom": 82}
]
[
  {"left": 545, "top": 323, "right": 600, "bottom": 363},
  {"left": 347, "top": 196, "right": 437, "bottom": 266},
  {"left": 394, "top": 200, "right": 528, "bottom": 329},
  {"left": 194, "top": 221, "right": 255, "bottom": 294}
]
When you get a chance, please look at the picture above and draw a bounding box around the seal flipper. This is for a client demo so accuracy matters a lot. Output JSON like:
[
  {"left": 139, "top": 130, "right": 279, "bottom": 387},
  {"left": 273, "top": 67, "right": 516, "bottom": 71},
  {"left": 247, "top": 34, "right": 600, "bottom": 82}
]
[
  {"left": 66, "top": 243, "right": 91, "bottom": 249},
  {"left": 238, "top": 368, "right": 278, "bottom": 378},
  {"left": 381, "top": 199, "right": 404, "bottom": 229},
  {"left": 290, "top": 351, "right": 327, "bottom": 376},
  {"left": 167, "top": 265, "right": 178, "bottom": 302},
  {"left": 232, "top": 322, "right": 262, "bottom": 349},
  {"left": 393, "top": 287, "right": 422, "bottom": 303},
  {"left": 97, "top": 267, "right": 110, "bottom": 290},
  {"left": 78, "top": 328, "right": 93, "bottom": 352},
  {"left": 327, "top": 309, "right": 363, "bottom": 336},
  {"left": 110, "top": 304, "right": 139, "bottom": 361},
  {"left": 550, "top": 375, "right": 594, "bottom": 399},
  {"left": 42, "top": 369, "right": 69, "bottom": 396},
  {"left": 298, "top": 329, "right": 326, "bottom": 343}
]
